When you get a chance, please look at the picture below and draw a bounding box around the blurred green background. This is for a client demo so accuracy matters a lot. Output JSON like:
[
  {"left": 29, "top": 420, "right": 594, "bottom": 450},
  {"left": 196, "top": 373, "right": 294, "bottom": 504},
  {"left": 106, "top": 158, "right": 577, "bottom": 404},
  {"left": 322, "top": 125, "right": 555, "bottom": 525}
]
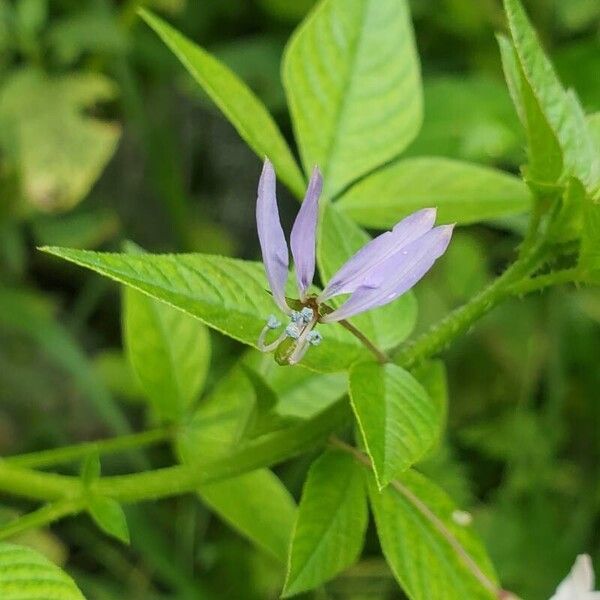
[{"left": 0, "top": 0, "right": 599, "bottom": 598}]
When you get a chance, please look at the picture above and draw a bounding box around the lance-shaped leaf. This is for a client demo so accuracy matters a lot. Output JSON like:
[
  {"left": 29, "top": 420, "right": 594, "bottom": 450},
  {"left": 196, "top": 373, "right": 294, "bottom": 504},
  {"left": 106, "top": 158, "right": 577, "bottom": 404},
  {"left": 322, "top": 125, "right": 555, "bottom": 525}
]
[
  {"left": 318, "top": 204, "right": 417, "bottom": 350},
  {"left": 284, "top": 0, "right": 422, "bottom": 199},
  {"left": 284, "top": 450, "right": 368, "bottom": 596},
  {"left": 124, "top": 284, "right": 210, "bottom": 422},
  {"left": 199, "top": 469, "right": 297, "bottom": 563},
  {"left": 40, "top": 247, "right": 369, "bottom": 373},
  {"left": 368, "top": 470, "right": 498, "bottom": 600},
  {"left": 0, "top": 542, "right": 85, "bottom": 599},
  {"left": 502, "top": 0, "right": 600, "bottom": 193},
  {"left": 580, "top": 114, "right": 600, "bottom": 280},
  {"left": 497, "top": 33, "right": 563, "bottom": 186},
  {"left": 337, "top": 157, "right": 531, "bottom": 227},
  {"left": 88, "top": 496, "right": 130, "bottom": 545},
  {"left": 349, "top": 362, "right": 442, "bottom": 488},
  {"left": 140, "top": 10, "right": 305, "bottom": 198}
]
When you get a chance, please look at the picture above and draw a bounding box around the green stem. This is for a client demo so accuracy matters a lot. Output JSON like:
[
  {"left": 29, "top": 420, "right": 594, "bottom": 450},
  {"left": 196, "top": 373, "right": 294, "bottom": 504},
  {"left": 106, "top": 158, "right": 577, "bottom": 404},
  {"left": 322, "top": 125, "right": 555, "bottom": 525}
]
[
  {"left": 0, "top": 400, "right": 349, "bottom": 504},
  {"left": 393, "top": 242, "right": 547, "bottom": 369},
  {"left": 507, "top": 268, "right": 580, "bottom": 295},
  {"left": 339, "top": 319, "right": 390, "bottom": 363},
  {"left": 6, "top": 427, "right": 173, "bottom": 470},
  {"left": 0, "top": 499, "right": 85, "bottom": 541},
  {"left": 0, "top": 462, "right": 79, "bottom": 500}
]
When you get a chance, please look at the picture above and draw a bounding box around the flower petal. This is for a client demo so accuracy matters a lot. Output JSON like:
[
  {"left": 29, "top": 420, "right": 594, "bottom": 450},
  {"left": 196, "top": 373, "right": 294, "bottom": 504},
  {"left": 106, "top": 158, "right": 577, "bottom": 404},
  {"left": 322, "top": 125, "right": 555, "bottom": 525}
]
[
  {"left": 321, "top": 225, "right": 453, "bottom": 323},
  {"left": 256, "top": 159, "right": 290, "bottom": 313},
  {"left": 290, "top": 166, "right": 323, "bottom": 299},
  {"left": 550, "top": 555, "right": 595, "bottom": 600},
  {"left": 320, "top": 208, "right": 437, "bottom": 301}
]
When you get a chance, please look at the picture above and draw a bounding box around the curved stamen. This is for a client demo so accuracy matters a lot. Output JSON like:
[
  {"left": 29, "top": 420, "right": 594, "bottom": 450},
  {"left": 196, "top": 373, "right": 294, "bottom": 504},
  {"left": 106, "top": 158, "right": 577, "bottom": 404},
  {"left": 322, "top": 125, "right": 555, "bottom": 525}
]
[{"left": 257, "top": 315, "right": 286, "bottom": 352}]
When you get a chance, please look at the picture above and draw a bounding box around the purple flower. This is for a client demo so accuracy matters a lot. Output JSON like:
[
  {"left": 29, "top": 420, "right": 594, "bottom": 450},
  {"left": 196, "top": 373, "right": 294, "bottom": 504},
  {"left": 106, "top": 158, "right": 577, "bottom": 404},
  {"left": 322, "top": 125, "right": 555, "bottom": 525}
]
[{"left": 256, "top": 159, "right": 453, "bottom": 365}]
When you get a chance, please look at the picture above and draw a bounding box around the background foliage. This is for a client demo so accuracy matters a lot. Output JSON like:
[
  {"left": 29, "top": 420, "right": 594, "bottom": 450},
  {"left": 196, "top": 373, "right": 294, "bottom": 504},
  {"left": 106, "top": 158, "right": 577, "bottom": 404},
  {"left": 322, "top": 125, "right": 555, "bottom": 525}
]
[{"left": 0, "top": 0, "right": 599, "bottom": 598}]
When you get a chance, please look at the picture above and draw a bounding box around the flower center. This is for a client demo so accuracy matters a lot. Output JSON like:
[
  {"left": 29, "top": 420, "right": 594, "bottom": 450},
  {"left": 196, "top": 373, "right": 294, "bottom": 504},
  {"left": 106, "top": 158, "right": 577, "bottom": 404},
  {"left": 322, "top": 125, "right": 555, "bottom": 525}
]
[{"left": 258, "top": 305, "right": 323, "bottom": 365}]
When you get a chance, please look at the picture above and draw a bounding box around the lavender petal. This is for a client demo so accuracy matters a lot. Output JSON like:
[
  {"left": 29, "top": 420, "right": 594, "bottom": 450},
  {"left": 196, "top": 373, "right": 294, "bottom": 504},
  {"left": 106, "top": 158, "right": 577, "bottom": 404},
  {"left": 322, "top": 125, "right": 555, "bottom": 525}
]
[
  {"left": 321, "top": 225, "right": 453, "bottom": 323},
  {"left": 256, "top": 159, "right": 290, "bottom": 313},
  {"left": 290, "top": 166, "right": 323, "bottom": 299},
  {"left": 319, "top": 208, "right": 437, "bottom": 301}
]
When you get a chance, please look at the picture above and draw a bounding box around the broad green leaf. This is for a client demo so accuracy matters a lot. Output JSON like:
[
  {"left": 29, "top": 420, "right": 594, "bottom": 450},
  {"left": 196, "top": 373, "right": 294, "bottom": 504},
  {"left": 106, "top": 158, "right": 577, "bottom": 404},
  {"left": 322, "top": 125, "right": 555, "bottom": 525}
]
[
  {"left": 200, "top": 469, "right": 296, "bottom": 563},
  {"left": 88, "top": 496, "right": 130, "bottom": 545},
  {"left": 177, "top": 360, "right": 257, "bottom": 464},
  {"left": 349, "top": 362, "right": 441, "bottom": 488},
  {"left": 580, "top": 201, "right": 600, "bottom": 281},
  {"left": 589, "top": 113, "right": 600, "bottom": 151},
  {"left": 177, "top": 352, "right": 348, "bottom": 464},
  {"left": 337, "top": 157, "right": 531, "bottom": 227},
  {"left": 284, "top": 449, "right": 367, "bottom": 596},
  {"left": 239, "top": 366, "right": 299, "bottom": 438},
  {"left": 176, "top": 356, "right": 344, "bottom": 561},
  {"left": 318, "top": 204, "right": 418, "bottom": 350},
  {"left": 124, "top": 285, "right": 211, "bottom": 422},
  {"left": 0, "top": 67, "right": 120, "bottom": 212},
  {"left": 582, "top": 114, "right": 600, "bottom": 274},
  {"left": 284, "top": 0, "right": 422, "bottom": 199},
  {"left": 497, "top": 34, "right": 563, "bottom": 186},
  {"left": 412, "top": 359, "right": 448, "bottom": 442},
  {"left": 0, "top": 542, "right": 85, "bottom": 599},
  {"left": 41, "top": 247, "right": 368, "bottom": 373},
  {"left": 368, "top": 470, "right": 498, "bottom": 600},
  {"left": 503, "top": 0, "right": 600, "bottom": 193},
  {"left": 255, "top": 354, "right": 347, "bottom": 419},
  {"left": 404, "top": 76, "right": 522, "bottom": 164},
  {"left": 140, "top": 9, "right": 305, "bottom": 198}
]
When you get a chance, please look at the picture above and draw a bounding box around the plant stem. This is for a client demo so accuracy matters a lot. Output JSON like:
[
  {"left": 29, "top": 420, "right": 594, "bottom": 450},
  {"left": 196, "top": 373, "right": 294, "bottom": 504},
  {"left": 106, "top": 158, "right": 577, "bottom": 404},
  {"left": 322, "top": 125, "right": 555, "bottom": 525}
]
[
  {"left": 6, "top": 427, "right": 173, "bottom": 470},
  {"left": 0, "top": 499, "right": 85, "bottom": 541},
  {"left": 507, "top": 268, "right": 580, "bottom": 295},
  {"left": 0, "top": 462, "right": 80, "bottom": 500},
  {"left": 0, "top": 400, "right": 350, "bottom": 504},
  {"left": 339, "top": 319, "right": 390, "bottom": 363},
  {"left": 393, "top": 242, "right": 547, "bottom": 369}
]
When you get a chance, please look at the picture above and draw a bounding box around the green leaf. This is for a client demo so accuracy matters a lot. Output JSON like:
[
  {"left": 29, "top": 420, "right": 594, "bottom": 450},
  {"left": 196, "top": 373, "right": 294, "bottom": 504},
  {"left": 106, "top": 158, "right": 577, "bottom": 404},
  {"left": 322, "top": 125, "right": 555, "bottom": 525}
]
[
  {"left": 284, "top": 0, "right": 422, "bottom": 199},
  {"left": 349, "top": 362, "right": 441, "bottom": 488},
  {"left": 124, "top": 285, "right": 211, "bottom": 422},
  {"left": 41, "top": 247, "right": 368, "bottom": 373},
  {"left": 239, "top": 366, "right": 299, "bottom": 438},
  {"left": 580, "top": 201, "right": 600, "bottom": 281},
  {"left": 283, "top": 449, "right": 367, "bottom": 596},
  {"left": 412, "top": 359, "right": 448, "bottom": 442},
  {"left": 255, "top": 356, "right": 347, "bottom": 419},
  {"left": 502, "top": 0, "right": 600, "bottom": 193},
  {"left": 318, "top": 204, "right": 417, "bottom": 350},
  {"left": 404, "top": 76, "right": 522, "bottom": 164},
  {"left": 199, "top": 469, "right": 297, "bottom": 563},
  {"left": 368, "top": 470, "right": 498, "bottom": 600},
  {"left": 588, "top": 113, "right": 600, "bottom": 152},
  {"left": 0, "top": 67, "right": 120, "bottom": 212},
  {"left": 497, "top": 34, "right": 563, "bottom": 186},
  {"left": 140, "top": 9, "right": 305, "bottom": 198},
  {"left": 337, "top": 157, "right": 531, "bottom": 227},
  {"left": 0, "top": 542, "right": 85, "bottom": 599},
  {"left": 88, "top": 496, "right": 130, "bottom": 545},
  {"left": 176, "top": 355, "right": 346, "bottom": 561}
]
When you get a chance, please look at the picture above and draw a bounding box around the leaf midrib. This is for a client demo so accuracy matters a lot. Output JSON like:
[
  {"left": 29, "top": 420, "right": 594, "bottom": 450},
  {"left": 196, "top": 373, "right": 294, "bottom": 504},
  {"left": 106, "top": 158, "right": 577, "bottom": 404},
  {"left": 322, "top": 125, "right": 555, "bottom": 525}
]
[{"left": 320, "top": 0, "right": 369, "bottom": 196}]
